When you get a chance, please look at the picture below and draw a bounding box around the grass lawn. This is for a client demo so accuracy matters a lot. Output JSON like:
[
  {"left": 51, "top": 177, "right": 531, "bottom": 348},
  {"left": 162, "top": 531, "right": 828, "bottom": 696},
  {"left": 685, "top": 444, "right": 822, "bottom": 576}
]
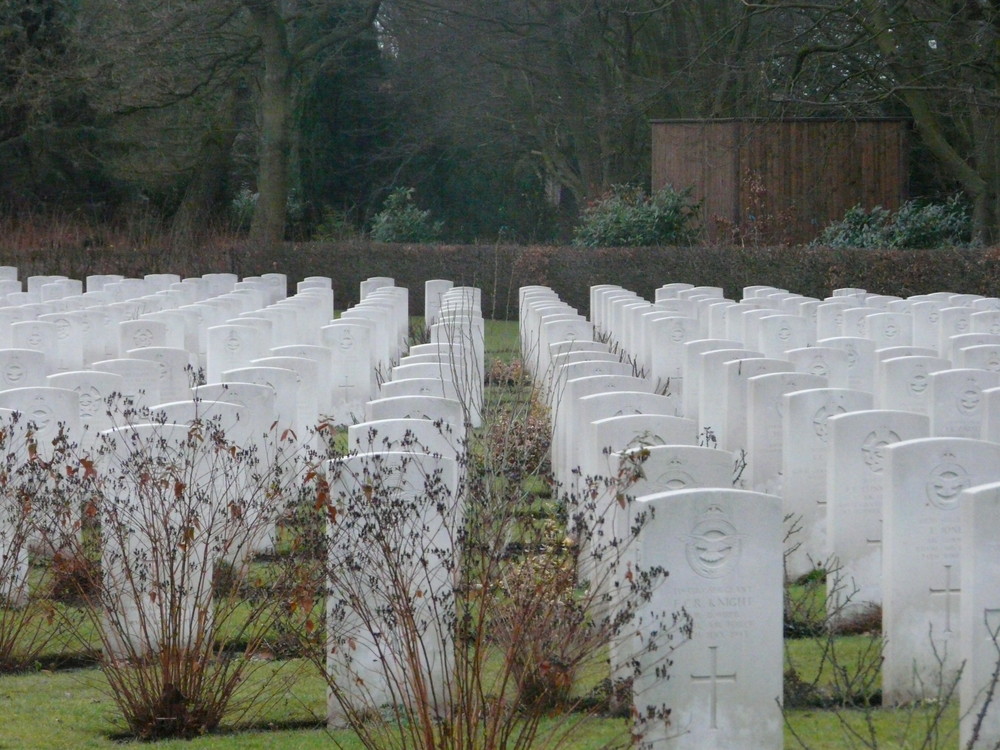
[{"left": 0, "top": 318, "right": 965, "bottom": 749}]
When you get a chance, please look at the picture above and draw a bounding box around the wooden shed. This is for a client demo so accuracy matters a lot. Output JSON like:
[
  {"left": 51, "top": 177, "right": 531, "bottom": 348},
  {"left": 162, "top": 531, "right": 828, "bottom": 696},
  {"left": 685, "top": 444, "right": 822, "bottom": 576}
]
[{"left": 651, "top": 118, "right": 909, "bottom": 244}]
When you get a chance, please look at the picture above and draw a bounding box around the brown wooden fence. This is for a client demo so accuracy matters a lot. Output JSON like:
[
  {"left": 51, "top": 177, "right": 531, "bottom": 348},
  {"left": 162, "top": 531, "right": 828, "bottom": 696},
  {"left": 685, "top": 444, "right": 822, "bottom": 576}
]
[{"left": 651, "top": 118, "right": 909, "bottom": 244}]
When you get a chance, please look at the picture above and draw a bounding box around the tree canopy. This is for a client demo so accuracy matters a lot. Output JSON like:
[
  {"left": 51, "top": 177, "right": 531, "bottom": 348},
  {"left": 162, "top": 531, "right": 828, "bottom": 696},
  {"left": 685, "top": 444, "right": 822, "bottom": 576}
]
[{"left": 1, "top": 0, "right": 997, "bottom": 243}]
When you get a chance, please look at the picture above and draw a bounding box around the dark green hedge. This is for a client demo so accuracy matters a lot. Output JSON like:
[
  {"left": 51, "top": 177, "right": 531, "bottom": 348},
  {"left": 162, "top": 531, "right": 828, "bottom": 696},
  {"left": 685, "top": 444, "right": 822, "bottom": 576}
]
[{"left": 7, "top": 240, "right": 1000, "bottom": 320}]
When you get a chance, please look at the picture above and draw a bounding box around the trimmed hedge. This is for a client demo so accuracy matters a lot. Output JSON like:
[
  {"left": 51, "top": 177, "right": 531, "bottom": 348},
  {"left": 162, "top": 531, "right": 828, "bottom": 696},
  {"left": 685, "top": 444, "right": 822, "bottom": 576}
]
[{"left": 6, "top": 240, "right": 1000, "bottom": 320}]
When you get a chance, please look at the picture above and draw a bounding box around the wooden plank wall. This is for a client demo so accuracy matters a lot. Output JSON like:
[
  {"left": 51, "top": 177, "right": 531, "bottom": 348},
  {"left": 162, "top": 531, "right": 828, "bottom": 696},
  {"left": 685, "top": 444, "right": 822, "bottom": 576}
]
[{"left": 651, "top": 119, "right": 908, "bottom": 244}]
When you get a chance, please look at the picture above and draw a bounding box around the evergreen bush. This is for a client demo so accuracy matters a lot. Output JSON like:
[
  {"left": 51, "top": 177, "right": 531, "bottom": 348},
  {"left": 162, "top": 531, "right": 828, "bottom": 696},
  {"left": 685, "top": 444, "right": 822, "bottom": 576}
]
[
  {"left": 369, "top": 187, "right": 443, "bottom": 243},
  {"left": 816, "top": 195, "right": 971, "bottom": 249},
  {"left": 572, "top": 184, "right": 700, "bottom": 247}
]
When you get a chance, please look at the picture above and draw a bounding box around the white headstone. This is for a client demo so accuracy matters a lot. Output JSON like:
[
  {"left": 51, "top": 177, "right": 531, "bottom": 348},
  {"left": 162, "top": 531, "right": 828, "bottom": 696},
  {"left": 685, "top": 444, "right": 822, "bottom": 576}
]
[
  {"left": 322, "top": 321, "right": 376, "bottom": 425},
  {"left": 875, "top": 356, "right": 951, "bottom": 414},
  {"left": 746, "top": 371, "right": 828, "bottom": 494},
  {"left": 206, "top": 324, "right": 269, "bottom": 385},
  {"left": 126, "top": 346, "right": 197, "bottom": 404},
  {"left": 47, "top": 370, "right": 125, "bottom": 446},
  {"left": 959, "top": 481, "right": 1000, "bottom": 748},
  {"left": 927, "top": 368, "right": 1000, "bottom": 438},
  {"left": 783, "top": 387, "right": 874, "bottom": 579},
  {"left": 90, "top": 358, "right": 162, "bottom": 411},
  {"left": 0, "top": 349, "right": 47, "bottom": 391},
  {"left": 825, "top": 410, "right": 929, "bottom": 623},
  {"left": 631, "top": 488, "right": 783, "bottom": 749},
  {"left": 326, "top": 450, "right": 460, "bottom": 726},
  {"left": 883, "top": 437, "right": 1000, "bottom": 704},
  {"left": 347, "top": 418, "right": 462, "bottom": 459}
]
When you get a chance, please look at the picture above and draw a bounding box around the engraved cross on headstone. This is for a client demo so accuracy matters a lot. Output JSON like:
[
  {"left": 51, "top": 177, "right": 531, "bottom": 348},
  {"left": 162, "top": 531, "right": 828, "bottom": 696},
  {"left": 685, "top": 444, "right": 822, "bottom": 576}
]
[
  {"left": 929, "top": 564, "right": 960, "bottom": 634},
  {"left": 338, "top": 375, "right": 355, "bottom": 397},
  {"left": 690, "top": 645, "right": 737, "bottom": 730}
]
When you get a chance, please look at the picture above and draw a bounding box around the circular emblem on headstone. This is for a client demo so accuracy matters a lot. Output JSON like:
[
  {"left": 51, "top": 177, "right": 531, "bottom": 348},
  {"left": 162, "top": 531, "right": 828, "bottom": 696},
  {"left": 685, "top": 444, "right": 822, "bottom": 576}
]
[
  {"left": 30, "top": 399, "right": 53, "bottom": 433},
  {"left": 54, "top": 319, "right": 70, "bottom": 340},
  {"left": 27, "top": 330, "right": 42, "bottom": 348},
  {"left": 908, "top": 367, "right": 930, "bottom": 395},
  {"left": 844, "top": 345, "right": 858, "bottom": 368},
  {"left": 929, "top": 311, "right": 940, "bottom": 323},
  {"left": 834, "top": 312, "right": 844, "bottom": 328},
  {"left": 654, "top": 458, "right": 695, "bottom": 490},
  {"left": 808, "top": 357, "right": 829, "bottom": 377},
  {"left": 77, "top": 386, "right": 101, "bottom": 418},
  {"left": 5, "top": 362, "right": 24, "bottom": 384},
  {"left": 987, "top": 352, "right": 1000, "bottom": 372},
  {"left": 991, "top": 322, "right": 1000, "bottom": 336},
  {"left": 225, "top": 332, "right": 242, "bottom": 353},
  {"left": 133, "top": 327, "right": 154, "bottom": 348},
  {"left": 812, "top": 401, "right": 846, "bottom": 442},
  {"left": 861, "top": 428, "right": 901, "bottom": 473},
  {"left": 684, "top": 504, "right": 742, "bottom": 579},
  {"left": 778, "top": 325, "right": 792, "bottom": 342},
  {"left": 670, "top": 324, "right": 685, "bottom": 343},
  {"left": 926, "top": 454, "right": 969, "bottom": 510},
  {"left": 338, "top": 331, "right": 355, "bottom": 351},
  {"left": 958, "top": 383, "right": 982, "bottom": 415},
  {"left": 956, "top": 317, "right": 970, "bottom": 333},
  {"left": 884, "top": 323, "right": 899, "bottom": 339}
]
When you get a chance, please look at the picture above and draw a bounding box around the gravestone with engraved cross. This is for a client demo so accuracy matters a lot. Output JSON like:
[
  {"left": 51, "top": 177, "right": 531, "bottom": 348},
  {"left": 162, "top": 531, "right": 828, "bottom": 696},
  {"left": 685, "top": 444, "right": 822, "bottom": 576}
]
[
  {"left": 882, "top": 436, "right": 1000, "bottom": 704},
  {"left": 321, "top": 321, "right": 375, "bottom": 425},
  {"left": 630, "top": 487, "right": 783, "bottom": 749}
]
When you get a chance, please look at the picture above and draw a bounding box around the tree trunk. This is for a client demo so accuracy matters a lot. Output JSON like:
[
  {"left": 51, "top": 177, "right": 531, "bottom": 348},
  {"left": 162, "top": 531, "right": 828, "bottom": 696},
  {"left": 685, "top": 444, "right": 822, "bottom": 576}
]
[{"left": 247, "top": 1, "right": 292, "bottom": 248}]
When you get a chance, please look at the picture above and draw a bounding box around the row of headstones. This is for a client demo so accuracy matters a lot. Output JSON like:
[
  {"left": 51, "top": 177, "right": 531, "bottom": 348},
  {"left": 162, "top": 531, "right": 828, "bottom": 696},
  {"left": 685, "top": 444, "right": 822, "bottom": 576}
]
[
  {"left": 0, "top": 271, "right": 480, "bottom": 660},
  {"left": 0, "top": 270, "right": 396, "bottom": 433},
  {"left": 519, "top": 282, "right": 1000, "bottom": 749},
  {"left": 325, "top": 282, "right": 486, "bottom": 727},
  {"left": 0, "top": 271, "right": 484, "bottom": 435},
  {"left": 100, "top": 276, "right": 487, "bottom": 668}
]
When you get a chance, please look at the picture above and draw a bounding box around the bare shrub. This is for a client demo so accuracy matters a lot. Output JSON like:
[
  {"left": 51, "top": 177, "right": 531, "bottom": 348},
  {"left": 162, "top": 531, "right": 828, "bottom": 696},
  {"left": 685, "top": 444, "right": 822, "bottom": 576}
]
[
  {"left": 38, "top": 397, "right": 319, "bottom": 739},
  {"left": 0, "top": 411, "right": 85, "bottom": 672}
]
